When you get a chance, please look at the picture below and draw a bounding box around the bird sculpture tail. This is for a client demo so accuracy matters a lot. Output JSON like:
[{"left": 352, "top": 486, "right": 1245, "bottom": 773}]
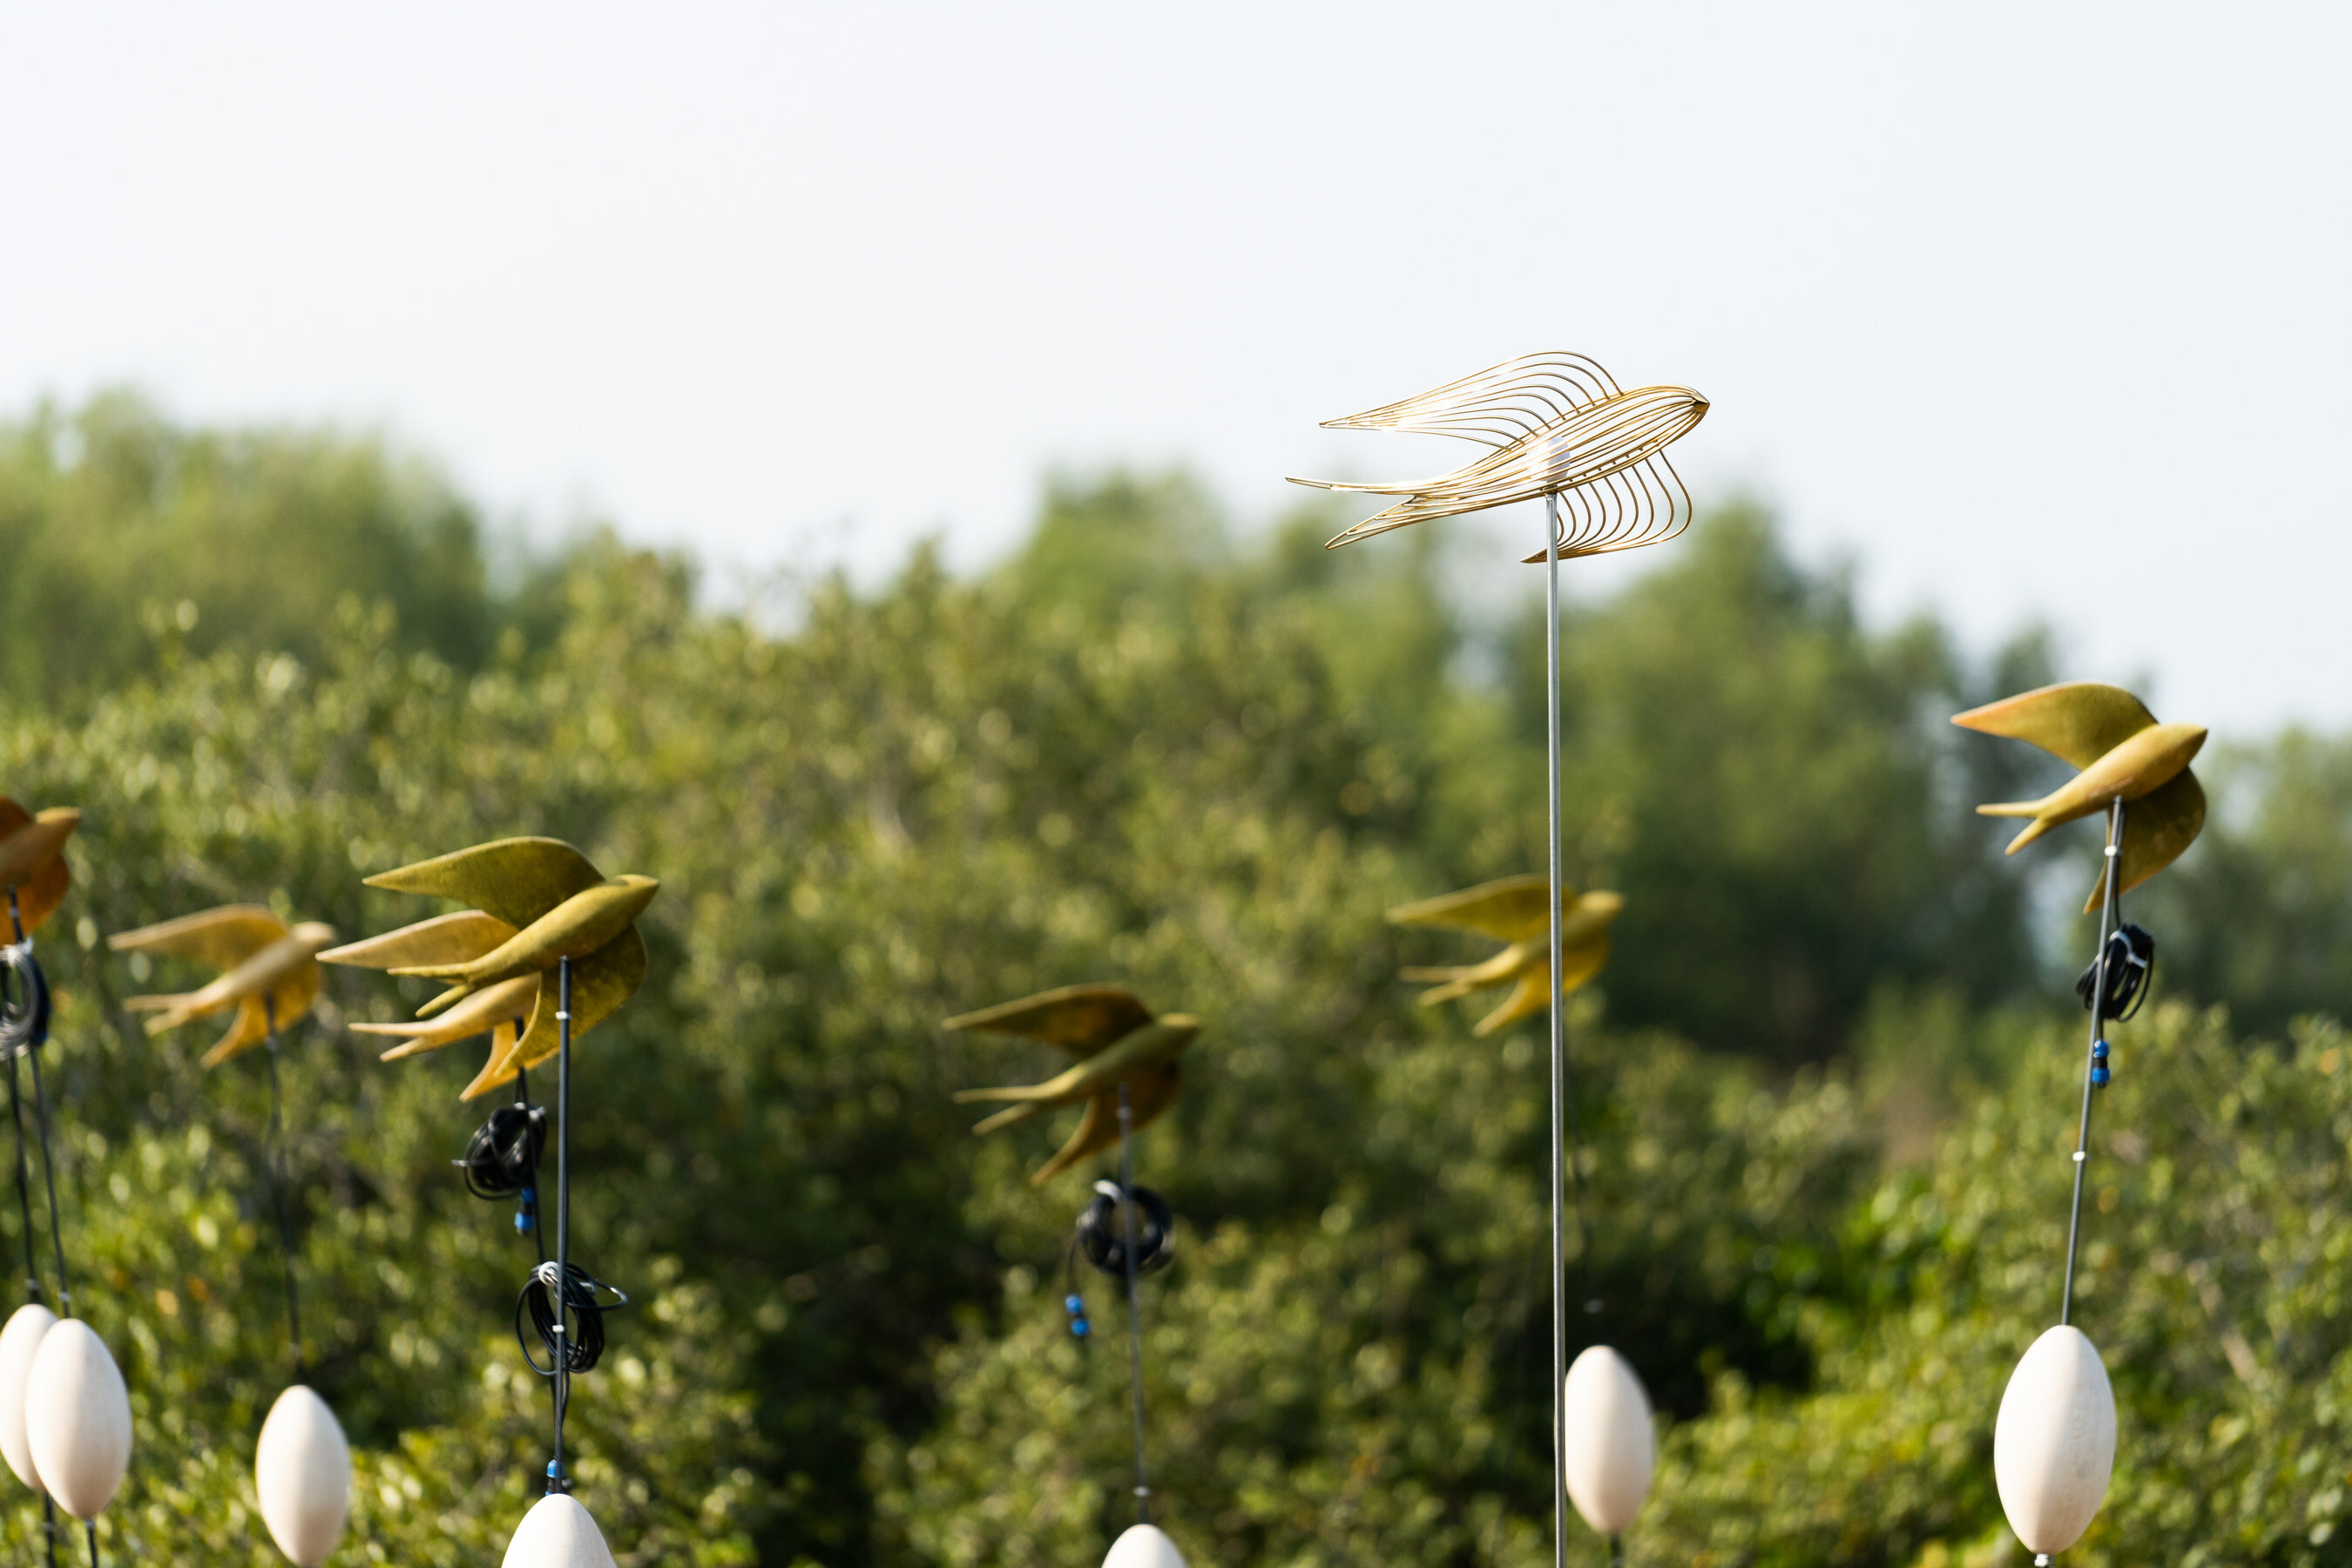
[{"left": 1974, "top": 801, "right": 2058, "bottom": 855}]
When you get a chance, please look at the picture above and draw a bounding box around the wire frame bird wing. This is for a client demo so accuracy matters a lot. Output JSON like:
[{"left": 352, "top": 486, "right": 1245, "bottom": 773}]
[
  {"left": 943, "top": 983, "right": 1156, "bottom": 1057},
  {"left": 0, "top": 801, "right": 78, "bottom": 935},
  {"left": 1289, "top": 351, "right": 1707, "bottom": 554}
]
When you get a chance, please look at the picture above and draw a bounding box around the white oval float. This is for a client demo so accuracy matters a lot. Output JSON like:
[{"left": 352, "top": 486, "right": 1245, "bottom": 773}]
[
  {"left": 1562, "top": 1343, "right": 1653, "bottom": 1534},
  {"left": 1103, "top": 1522, "right": 1191, "bottom": 1568},
  {"left": 256, "top": 1383, "right": 350, "bottom": 1565},
  {"left": 24, "top": 1319, "right": 130, "bottom": 1520},
  {"left": 503, "top": 1491, "right": 618, "bottom": 1568},
  {"left": 1994, "top": 1324, "right": 2116, "bottom": 1557},
  {"left": 0, "top": 1302, "right": 57, "bottom": 1491}
]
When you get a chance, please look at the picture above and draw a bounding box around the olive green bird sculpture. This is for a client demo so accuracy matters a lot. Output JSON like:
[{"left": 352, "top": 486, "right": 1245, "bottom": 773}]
[
  {"left": 1953, "top": 682, "right": 2207, "bottom": 909},
  {"left": 321, "top": 838, "right": 656, "bottom": 1100},
  {"left": 1389, "top": 875, "right": 1624, "bottom": 1037},
  {"left": 109, "top": 907, "right": 339, "bottom": 1067},
  {"left": 947, "top": 985, "right": 1199, "bottom": 1186},
  {"left": 0, "top": 798, "right": 80, "bottom": 936}
]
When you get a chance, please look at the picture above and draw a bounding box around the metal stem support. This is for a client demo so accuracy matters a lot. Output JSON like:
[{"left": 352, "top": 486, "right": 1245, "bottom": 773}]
[
  {"left": 1117, "top": 1082, "right": 1151, "bottom": 1524},
  {"left": 2060, "top": 798, "right": 2126, "bottom": 1327},
  {"left": 549, "top": 956, "right": 572, "bottom": 1493},
  {"left": 260, "top": 998, "right": 304, "bottom": 1376},
  {"left": 1544, "top": 493, "right": 1569, "bottom": 1568}
]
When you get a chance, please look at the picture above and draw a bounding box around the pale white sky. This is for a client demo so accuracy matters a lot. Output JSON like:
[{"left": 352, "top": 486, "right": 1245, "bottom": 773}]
[{"left": 3, "top": 3, "right": 2346, "bottom": 733}]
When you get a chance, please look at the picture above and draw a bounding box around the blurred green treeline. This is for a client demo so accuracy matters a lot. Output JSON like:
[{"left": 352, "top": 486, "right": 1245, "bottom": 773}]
[{"left": 1, "top": 393, "right": 2349, "bottom": 1566}]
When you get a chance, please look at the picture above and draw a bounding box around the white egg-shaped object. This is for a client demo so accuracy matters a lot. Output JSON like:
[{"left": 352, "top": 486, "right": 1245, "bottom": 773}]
[
  {"left": 0, "top": 1302, "right": 57, "bottom": 1491},
  {"left": 1103, "top": 1522, "right": 1191, "bottom": 1568},
  {"left": 503, "top": 1491, "right": 618, "bottom": 1568},
  {"left": 23, "top": 1319, "right": 130, "bottom": 1520},
  {"left": 1994, "top": 1325, "right": 2117, "bottom": 1557},
  {"left": 1562, "top": 1343, "right": 1654, "bottom": 1534},
  {"left": 255, "top": 1383, "right": 351, "bottom": 1565}
]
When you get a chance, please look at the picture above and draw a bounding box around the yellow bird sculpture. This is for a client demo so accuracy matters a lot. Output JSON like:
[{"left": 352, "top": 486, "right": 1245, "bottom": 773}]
[
  {"left": 946, "top": 985, "right": 1199, "bottom": 1186},
  {"left": 109, "top": 907, "right": 338, "bottom": 1067},
  {"left": 1389, "top": 875, "right": 1624, "bottom": 1037},
  {"left": 321, "top": 838, "right": 655, "bottom": 1100},
  {"left": 1953, "top": 682, "right": 2207, "bottom": 909},
  {"left": 0, "top": 799, "right": 80, "bottom": 936}
]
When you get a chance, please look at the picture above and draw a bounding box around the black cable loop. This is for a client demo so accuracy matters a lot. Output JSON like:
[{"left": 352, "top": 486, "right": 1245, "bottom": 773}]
[
  {"left": 1071, "top": 1180, "right": 1175, "bottom": 1279},
  {"left": 2076, "top": 921, "right": 2156, "bottom": 1024},
  {"left": 514, "top": 1260, "right": 626, "bottom": 1376},
  {"left": 457, "top": 1102, "right": 548, "bottom": 1201}
]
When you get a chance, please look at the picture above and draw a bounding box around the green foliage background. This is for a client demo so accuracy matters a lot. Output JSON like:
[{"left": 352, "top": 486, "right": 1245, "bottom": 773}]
[{"left": 0, "top": 397, "right": 2347, "bottom": 1565}]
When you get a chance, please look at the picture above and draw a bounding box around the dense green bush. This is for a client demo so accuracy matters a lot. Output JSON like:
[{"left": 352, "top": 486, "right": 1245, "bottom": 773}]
[{"left": 0, "top": 398, "right": 2346, "bottom": 1565}]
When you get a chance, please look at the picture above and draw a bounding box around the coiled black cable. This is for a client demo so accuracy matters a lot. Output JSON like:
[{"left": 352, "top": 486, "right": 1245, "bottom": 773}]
[
  {"left": 514, "top": 1260, "right": 627, "bottom": 1376},
  {"left": 2077, "top": 921, "right": 2156, "bottom": 1022},
  {"left": 1071, "top": 1179, "right": 1175, "bottom": 1278},
  {"left": 458, "top": 1103, "right": 547, "bottom": 1201},
  {"left": 0, "top": 938, "right": 49, "bottom": 1060}
]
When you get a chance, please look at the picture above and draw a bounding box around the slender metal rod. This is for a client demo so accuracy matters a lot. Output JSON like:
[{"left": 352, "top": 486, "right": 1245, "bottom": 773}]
[
  {"left": 8, "top": 890, "right": 63, "bottom": 1568},
  {"left": 1544, "top": 491, "right": 1568, "bottom": 1568},
  {"left": 2060, "top": 797, "right": 2125, "bottom": 1327},
  {"left": 8, "top": 1051, "right": 40, "bottom": 1306},
  {"left": 260, "top": 1001, "right": 304, "bottom": 1376},
  {"left": 24, "top": 1024, "right": 67, "bottom": 1317},
  {"left": 1117, "top": 1083, "right": 1150, "bottom": 1524},
  {"left": 550, "top": 956, "right": 571, "bottom": 1491}
]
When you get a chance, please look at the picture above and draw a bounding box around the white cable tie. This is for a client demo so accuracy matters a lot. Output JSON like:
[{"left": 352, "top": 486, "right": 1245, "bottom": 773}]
[
  {"left": 2072, "top": 1151, "right": 2087, "bottom": 1162},
  {"left": 2105, "top": 844, "right": 2119, "bottom": 856},
  {"left": 555, "top": 1011, "right": 571, "bottom": 1022}
]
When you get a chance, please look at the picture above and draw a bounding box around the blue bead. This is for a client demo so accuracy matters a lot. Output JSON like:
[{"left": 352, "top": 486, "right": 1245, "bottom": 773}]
[
  {"left": 2092, "top": 1038, "right": 2110, "bottom": 1058},
  {"left": 2091, "top": 1064, "right": 2111, "bottom": 1087}
]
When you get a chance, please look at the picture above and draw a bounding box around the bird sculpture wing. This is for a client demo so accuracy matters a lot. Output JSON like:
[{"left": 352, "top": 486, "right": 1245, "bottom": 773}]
[
  {"left": 1952, "top": 683, "right": 2207, "bottom": 908},
  {"left": 462, "top": 927, "right": 645, "bottom": 1099},
  {"left": 350, "top": 972, "right": 540, "bottom": 1060},
  {"left": 109, "top": 905, "right": 289, "bottom": 970},
  {"left": 1027, "top": 1062, "right": 1182, "bottom": 1186},
  {"left": 318, "top": 910, "right": 520, "bottom": 970},
  {"left": 1950, "top": 683, "right": 2158, "bottom": 770},
  {"left": 197, "top": 965, "right": 321, "bottom": 1069},
  {"left": 1469, "top": 936, "right": 1612, "bottom": 1037},
  {"left": 1389, "top": 875, "right": 1553, "bottom": 943},
  {"left": 0, "top": 801, "right": 77, "bottom": 936},
  {"left": 362, "top": 838, "right": 607, "bottom": 930},
  {"left": 943, "top": 983, "right": 1155, "bottom": 1057}
]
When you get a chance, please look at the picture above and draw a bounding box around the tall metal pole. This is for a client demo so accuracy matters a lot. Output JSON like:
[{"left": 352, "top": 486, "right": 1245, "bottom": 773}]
[
  {"left": 2060, "top": 798, "right": 2124, "bottom": 1327},
  {"left": 1117, "top": 1083, "right": 1150, "bottom": 1524},
  {"left": 550, "top": 956, "right": 571, "bottom": 1492},
  {"left": 1544, "top": 492, "right": 1568, "bottom": 1568}
]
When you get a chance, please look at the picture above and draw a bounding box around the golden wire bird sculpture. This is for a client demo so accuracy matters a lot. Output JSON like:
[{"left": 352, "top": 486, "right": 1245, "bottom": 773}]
[
  {"left": 108, "top": 907, "right": 338, "bottom": 1067},
  {"left": 1288, "top": 351, "right": 1708, "bottom": 554},
  {"left": 1953, "top": 682, "right": 2207, "bottom": 910},
  {"left": 1389, "top": 875, "right": 1625, "bottom": 1037},
  {"left": 946, "top": 985, "right": 1199, "bottom": 1186},
  {"left": 0, "top": 800, "right": 79, "bottom": 936},
  {"left": 320, "top": 838, "right": 655, "bottom": 1100}
]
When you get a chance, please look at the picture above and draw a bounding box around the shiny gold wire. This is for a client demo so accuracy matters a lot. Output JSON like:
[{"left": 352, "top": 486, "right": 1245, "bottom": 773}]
[{"left": 1288, "top": 351, "right": 1707, "bottom": 556}]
